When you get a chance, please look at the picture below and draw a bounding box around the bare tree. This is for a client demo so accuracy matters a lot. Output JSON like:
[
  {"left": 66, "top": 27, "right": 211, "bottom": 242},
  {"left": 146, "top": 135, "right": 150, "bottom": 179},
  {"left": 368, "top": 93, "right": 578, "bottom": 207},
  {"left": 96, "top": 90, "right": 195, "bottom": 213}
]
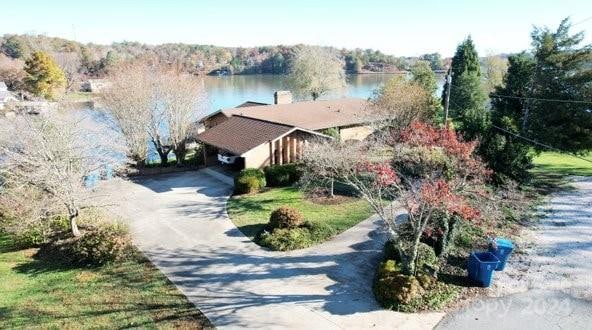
[
  {"left": 100, "top": 63, "right": 153, "bottom": 167},
  {"left": 53, "top": 52, "right": 82, "bottom": 92},
  {"left": 368, "top": 76, "right": 436, "bottom": 135},
  {"left": 482, "top": 54, "right": 509, "bottom": 94},
  {"left": 288, "top": 46, "right": 346, "bottom": 100},
  {"left": 0, "top": 111, "right": 124, "bottom": 236},
  {"left": 101, "top": 63, "right": 206, "bottom": 167},
  {"left": 0, "top": 54, "right": 26, "bottom": 91},
  {"left": 159, "top": 72, "right": 205, "bottom": 165}
]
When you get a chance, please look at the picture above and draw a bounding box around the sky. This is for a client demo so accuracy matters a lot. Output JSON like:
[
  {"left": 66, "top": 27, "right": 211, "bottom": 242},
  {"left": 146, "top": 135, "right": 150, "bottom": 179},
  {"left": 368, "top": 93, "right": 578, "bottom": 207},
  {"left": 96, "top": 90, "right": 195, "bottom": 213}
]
[{"left": 1, "top": 0, "right": 591, "bottom": 57}]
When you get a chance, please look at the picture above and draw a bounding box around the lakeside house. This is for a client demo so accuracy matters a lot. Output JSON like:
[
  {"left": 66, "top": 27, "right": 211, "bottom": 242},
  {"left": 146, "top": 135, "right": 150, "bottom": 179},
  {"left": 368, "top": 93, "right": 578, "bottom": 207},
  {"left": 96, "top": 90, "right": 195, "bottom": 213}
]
[
  {"left": 195, "top": 91, "right": 373, "bottom": 169},
  {"left": 0, "top": 82, "right": 17, "bottom": 110},
  {"left": 81, "top": 79, "right": 112, "bottom": 93}
]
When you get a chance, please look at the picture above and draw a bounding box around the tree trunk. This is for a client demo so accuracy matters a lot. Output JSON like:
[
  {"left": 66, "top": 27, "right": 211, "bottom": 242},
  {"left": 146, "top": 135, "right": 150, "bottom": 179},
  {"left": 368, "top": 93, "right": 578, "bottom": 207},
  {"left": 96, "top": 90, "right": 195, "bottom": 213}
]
[
  {"left": 174, "top": 142, "right": 188, "bottom": 167},
  {"left": 152, "top": 139, "right": 171, "bottom": 167},
  {"left": 158, "top": 150, "right": 170, "bottom": 167},
  {"left": 69, "top": 208, "right": 80, "bottom": 237},
  {"left": 329, "top": 178, "right": 335, "bottom": 198},
  {"left": 407, "top": 231, "right": 423, "bottom": 276}
]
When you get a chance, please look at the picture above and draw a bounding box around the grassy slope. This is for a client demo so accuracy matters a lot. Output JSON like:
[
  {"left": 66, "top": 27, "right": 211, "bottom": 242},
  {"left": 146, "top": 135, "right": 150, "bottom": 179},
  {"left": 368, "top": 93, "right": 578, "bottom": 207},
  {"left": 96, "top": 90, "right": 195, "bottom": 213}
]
[
  {"left": 227, "top": 187, "right": 373, "bottom": 240},
  {"left": 0, "top": 234, "right": 211, "bottom": 329},
  {"left": 532, "top": 152, "right": 592, "bottom": 177}
]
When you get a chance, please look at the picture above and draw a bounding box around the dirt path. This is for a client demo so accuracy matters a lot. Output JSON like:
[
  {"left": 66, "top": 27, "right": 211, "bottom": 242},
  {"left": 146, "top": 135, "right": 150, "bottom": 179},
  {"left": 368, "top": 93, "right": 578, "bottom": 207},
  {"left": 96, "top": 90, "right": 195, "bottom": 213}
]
[{"left": 437, "top": 176, "right": 592, "bottom": 329}]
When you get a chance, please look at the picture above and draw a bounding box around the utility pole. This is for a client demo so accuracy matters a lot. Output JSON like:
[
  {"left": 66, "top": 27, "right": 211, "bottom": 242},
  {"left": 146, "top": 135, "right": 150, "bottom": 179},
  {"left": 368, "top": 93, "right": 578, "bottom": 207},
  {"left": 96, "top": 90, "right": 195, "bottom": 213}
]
[{"left": 444, "top": 67, "right": 452, "bottom": 128}]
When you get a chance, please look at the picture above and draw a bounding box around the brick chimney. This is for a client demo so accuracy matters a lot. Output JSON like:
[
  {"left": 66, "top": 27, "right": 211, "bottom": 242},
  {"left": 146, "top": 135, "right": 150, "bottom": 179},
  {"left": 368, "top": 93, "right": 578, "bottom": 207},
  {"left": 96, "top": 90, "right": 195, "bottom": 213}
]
[{"left": 274, "top": 91, "right": 293, "bottom": 104}]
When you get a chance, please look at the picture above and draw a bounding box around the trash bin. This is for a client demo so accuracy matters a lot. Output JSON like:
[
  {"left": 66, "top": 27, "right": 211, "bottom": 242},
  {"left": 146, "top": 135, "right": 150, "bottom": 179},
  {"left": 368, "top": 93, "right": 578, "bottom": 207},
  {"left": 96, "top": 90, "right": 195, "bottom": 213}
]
[
  {"left": 468, "top": 252, "right": 499, "bottom": 287},
  {"left": 103, "top": 164, "right": 113, "bottom": 180},
  {"left": 84, "top": 172, "right": 99, "bottom": 188},
  {"left": 488, "top": 237, "right": 514, "bottom": 271}
]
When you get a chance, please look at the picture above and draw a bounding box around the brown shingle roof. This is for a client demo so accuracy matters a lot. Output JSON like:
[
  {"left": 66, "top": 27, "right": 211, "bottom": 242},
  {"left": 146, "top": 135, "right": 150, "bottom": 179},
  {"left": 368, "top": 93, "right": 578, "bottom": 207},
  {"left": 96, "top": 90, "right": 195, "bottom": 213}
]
[
  {"left": 195, "top": 116, "right": 293, "bottom": 155},
  {"left": 217, "top": 98, "right": 369, "bottom": 130},
  {"left": 235, "top": 101, "right": 269, "bottom": 108}
]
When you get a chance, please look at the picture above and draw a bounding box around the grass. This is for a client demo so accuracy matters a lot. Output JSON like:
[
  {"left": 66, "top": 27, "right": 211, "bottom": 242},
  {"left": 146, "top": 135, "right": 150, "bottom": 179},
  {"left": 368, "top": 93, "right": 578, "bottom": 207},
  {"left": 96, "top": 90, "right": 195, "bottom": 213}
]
[
  {"left": 532, "top": 152, "right": 592, "bottom": 177},
  {"left": 529, "top": 152, "right": 592, "bottom": 195},
  {"left": 60, "top": 91, "right": 96, "bottom": 102},
  {"left": 0, "top": 233, "right": 211, "bottom": 329},
  {"left": 227, "top": 187, "right": 373, "bottom": 242}
]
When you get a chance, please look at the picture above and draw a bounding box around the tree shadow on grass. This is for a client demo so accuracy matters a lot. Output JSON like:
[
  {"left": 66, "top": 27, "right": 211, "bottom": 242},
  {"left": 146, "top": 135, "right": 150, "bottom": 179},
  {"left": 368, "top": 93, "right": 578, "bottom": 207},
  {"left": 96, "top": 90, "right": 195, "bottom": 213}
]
[{"left": 8, "top": 253, "right": 213, "bottom": 328}]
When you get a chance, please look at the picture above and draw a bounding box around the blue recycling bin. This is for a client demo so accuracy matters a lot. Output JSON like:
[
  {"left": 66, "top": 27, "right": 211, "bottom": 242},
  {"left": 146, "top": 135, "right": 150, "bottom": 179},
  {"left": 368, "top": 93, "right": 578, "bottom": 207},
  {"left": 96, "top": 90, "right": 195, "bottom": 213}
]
[
  {"left": 489, "top": 238, "right": 514, "bottom": 271},
  {"left": 468, "top": 252, "right": 499, "bottom": 287},
  {"left": 84, "top": 172, "right": 99, "bottom": 188},
  {"left": 103, "top": 164, "right": 113, "bottom": 180}
]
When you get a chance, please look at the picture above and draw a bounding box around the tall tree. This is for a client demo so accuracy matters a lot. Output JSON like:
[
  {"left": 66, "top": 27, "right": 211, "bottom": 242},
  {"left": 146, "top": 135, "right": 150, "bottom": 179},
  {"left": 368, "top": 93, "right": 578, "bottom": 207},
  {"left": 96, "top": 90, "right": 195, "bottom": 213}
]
[
  {"left": 482, "top": 53, "right": 536, "bottom": 182},
  {"left": 101, "top": 63, "right": 206, "bottom": 168},
  {"left": 526, "top": 18, "right": 592, "bottom": 152},
  {"left": 482, "top": 54, "right": 509, "bottom": 94},
  {"left": 288, "top": 46, "right": 345, "bottom": 100},
  {"left": 369, "top": 76, "right": 437, "bottom": 134},
  {"left": 24, "top": 51, "right": 66, "bottom": 100},
  {"left": 0, "top": 112, "right": 122, "bottom": 236},
  {"left": 410, "top": 60, "right": 438, "bottom": 94},
  {"left": 419, "top": 53, "right": 444, "bottom": 71},
  {"left": 0, "top": 54, "right": 26, "bottom": 91},
  {"left": 1, "top": 35, "right": 30, "bottom": 59},
  {"left": 443, "top": 37, "right": 488, "bottom": 140},
  {"left": 410, "top": 60, "right": 443, "bottom": 120},
  {"left": 53, "top": 52, "right": 82, "bottom": 92}
]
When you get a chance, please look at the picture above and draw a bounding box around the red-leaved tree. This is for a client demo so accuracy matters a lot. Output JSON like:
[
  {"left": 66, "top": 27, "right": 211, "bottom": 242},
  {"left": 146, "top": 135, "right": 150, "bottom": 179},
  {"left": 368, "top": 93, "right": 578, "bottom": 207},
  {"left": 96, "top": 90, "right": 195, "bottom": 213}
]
[{"left": 301, "top": 121, "right": 490, "bottom": 276}]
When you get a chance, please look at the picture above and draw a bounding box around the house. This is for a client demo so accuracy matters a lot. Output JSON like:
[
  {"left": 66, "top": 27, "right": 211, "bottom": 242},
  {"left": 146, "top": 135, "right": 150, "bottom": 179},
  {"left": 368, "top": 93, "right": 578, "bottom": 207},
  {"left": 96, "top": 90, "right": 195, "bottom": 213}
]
[
  {"left": 0, "top": 82, "right": 17, "bottom": 110},
  {"left": 81, "top": 79, "right": 112, "bottom": 93},
  {"left": 195, "top": 91, "right": 373, "bottom": 169}
]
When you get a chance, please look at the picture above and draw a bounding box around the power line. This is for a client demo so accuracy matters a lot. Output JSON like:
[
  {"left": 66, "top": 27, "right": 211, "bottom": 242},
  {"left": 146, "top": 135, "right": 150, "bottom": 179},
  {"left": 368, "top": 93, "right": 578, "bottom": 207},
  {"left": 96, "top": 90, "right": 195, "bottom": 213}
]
[
  {"left": 490, "top": 124, "right": 592, "bottom": 164},
  {"left": 490, "top": 93, "right": 592, "bottom": 105},
  {"left": 446, "top": 97, "right": 592, "bottom": 163},
  {"left": 573, "top": 16, "right": 592, "bottom": 26}
]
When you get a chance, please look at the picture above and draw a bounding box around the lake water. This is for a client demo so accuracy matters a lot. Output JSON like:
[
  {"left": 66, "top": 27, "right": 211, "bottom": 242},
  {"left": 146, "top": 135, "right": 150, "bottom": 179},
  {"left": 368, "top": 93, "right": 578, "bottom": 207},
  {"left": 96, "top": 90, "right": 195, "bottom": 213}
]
[{"left": 201, "top": 74, "right": 446, "bottom": 114}]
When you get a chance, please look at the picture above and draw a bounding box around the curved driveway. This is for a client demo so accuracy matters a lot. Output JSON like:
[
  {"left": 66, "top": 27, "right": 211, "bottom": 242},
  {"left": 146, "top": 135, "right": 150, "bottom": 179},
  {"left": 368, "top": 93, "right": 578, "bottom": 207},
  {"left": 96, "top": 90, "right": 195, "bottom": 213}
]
[{"left": 102, "top": 170, "right": 444, "bottom": 329}]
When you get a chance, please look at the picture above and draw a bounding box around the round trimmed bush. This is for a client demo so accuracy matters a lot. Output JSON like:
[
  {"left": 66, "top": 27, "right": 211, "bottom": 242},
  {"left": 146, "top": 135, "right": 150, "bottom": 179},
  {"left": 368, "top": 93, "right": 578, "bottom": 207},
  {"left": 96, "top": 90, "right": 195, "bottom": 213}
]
[
  {"left": 268, "top": 206, "right": 304, "bottom": 230},
  {"left": 234, "top": 168, "right": 266, "bottom": 194}
]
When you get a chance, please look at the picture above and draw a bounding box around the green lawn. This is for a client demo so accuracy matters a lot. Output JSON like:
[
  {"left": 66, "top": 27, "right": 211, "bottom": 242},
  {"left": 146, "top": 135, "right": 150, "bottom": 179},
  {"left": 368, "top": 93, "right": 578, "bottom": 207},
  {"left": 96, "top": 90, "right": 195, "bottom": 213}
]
[
  {"left": 0, "top": 233, "right": 211, "bottom": 329},
  {"left": 60, "top": 91, "right": 96, "bottom": 102},
  {"left": 227, "top": 187, "right": 373, "bottom": 240},
  {"left": 532, "top": 152, "right": 592, "bottom": 177}
]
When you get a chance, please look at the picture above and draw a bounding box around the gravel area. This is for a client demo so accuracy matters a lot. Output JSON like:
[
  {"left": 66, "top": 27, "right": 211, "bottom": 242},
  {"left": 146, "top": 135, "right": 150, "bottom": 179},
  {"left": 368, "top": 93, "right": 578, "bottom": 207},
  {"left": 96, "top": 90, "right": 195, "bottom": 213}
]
[{"left": 438, "top": 176, "right": 592, "bottom": 329}]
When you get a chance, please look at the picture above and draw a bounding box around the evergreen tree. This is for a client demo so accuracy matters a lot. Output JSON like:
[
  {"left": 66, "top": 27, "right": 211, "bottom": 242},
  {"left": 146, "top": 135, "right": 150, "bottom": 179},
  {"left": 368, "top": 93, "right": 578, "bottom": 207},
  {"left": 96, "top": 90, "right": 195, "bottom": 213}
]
[
  {"left": 443, "top": 36, "right": 488, "bottom": 140},
  {"left": 24, "top": 51, "right": 66, "bottom": 100},
  {"left": 411, "top": 60, "right": 442, "bottom": 120},
  {"left": 526, "top": 18, "right": 592, "bottom": 152},
  {"left": 481, "top": 53, "right": 536, "bottom": 182},
  {"left": 411, "top": 60, "right": 438, "bottom": 94},
  {"left": 1, "top": 35, "right": 30, "bottom": 59}
]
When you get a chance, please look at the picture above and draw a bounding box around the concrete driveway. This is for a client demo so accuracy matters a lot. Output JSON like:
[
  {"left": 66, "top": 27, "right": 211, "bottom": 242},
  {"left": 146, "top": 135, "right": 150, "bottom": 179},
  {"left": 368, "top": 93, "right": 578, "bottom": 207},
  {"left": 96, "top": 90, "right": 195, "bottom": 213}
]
[{"left": 101, "top": 170, "right": 444, "bottom": 329}]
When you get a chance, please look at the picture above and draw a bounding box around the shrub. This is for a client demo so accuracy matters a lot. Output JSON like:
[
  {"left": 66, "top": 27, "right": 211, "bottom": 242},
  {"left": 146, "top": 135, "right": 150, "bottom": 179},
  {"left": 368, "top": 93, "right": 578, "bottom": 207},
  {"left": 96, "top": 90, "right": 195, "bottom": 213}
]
[
  {"left": 373, "top": 260, "right": 424, "bottom": 306},
  {"left": 258, "top": 221, "right": 335, "bottom": 251},
  {"left": 234, "top": 168, "right": 266, "bottom": 194},
  {"left": 38, "top": 223, "right": 136, "bottom": 266},
  {"left": 305, "top": 221, "right": 335, "bottom": 242},
  {"left": 268, "top": 206, "right": 304, "bottom": 230},
  {"left": 264, "top": 164, "right": 302, "bottom": 187},
  {"left": 416, "top": 242, "right": 438, "bottom": 272},
  {"left": 259, "top": 227, "right": 313, "bottom": 251},
  {"left": 10, "top": 216, "right": 69, "bottom": 248}
]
